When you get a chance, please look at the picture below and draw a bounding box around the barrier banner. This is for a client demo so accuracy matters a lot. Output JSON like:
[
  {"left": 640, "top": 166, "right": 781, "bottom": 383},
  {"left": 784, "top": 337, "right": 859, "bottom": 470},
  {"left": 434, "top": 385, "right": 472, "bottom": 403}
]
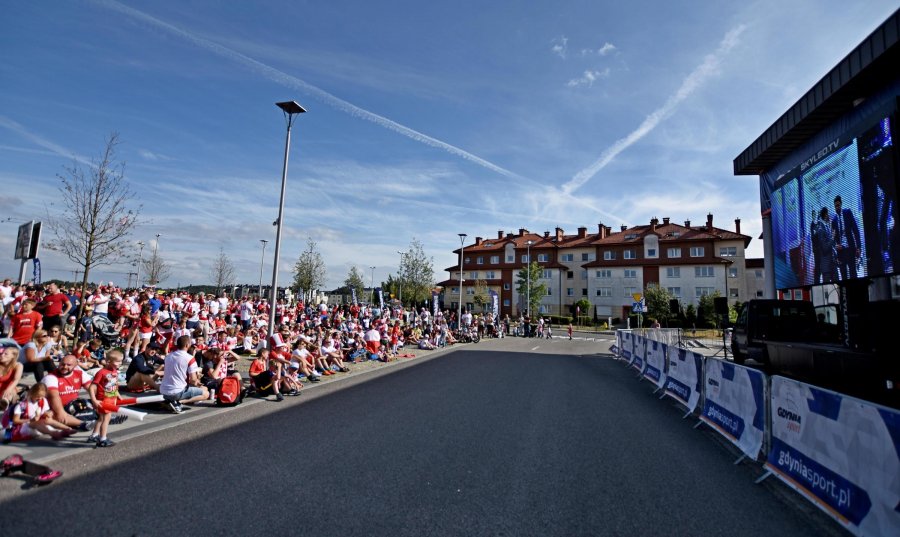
[
  {"left": 630, "top": 335, "right": 646, "bottom": 373},
  {"left": 700, "top": 359, "right": 765, "bottom": 460},
  {"left": 432, "top": 290, "right": 440, "bottom": 317},
  {"left": 764, "top": 376, "right": 900, "bottom": 536},
  {"left": 664, "top": 347, "right": 703, "bottom": 414},
  {"left": 621, "top": 331, "right": 633, "bottom": 362},
  {"left": 642, "top": 339, "right": 666, "bottom": 389}
]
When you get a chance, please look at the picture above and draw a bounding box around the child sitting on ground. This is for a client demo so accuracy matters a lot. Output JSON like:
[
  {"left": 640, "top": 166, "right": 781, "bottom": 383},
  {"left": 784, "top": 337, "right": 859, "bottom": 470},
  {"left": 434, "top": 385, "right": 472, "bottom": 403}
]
[
  {"left": 87, "top": 349, "right": 125, "bottom": 447},
  {"left": 2, "top": 383, "right": 76, "bottom": 442},
  {"left": 248, "top": 348, "right": 284, "bottom": 402}
]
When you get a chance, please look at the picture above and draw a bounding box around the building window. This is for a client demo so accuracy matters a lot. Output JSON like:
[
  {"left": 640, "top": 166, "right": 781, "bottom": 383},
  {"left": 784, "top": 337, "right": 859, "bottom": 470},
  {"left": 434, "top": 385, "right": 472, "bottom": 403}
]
[
  {"left": 597, "top": 287, "right": 612, "bottom": 297},
  {"left": 624, "top": 269, "right": 637, "bottom": 278},
  {"left": 625, "top": 233, "right": 638, "bottom": 240},
  {"left": 521, "top": 254, "right": 530, "bottom": 263},
  {"left": 566, "top": 288, "right": 574, "bottom": 296},
  {"left": 561, "top": 253, "right": 574, "bottom": 262},
  {"left": 503, "top": 283, "right": 510, "bottom": 290},
  {"left": 666, "top": 267, "right": 680, "bottom": 278},
  {"left": 581, "top": 270, "right": 587, "bottom": 280},
  {"left": 476, "top": 256, "right": 484, "bottom": 265},
  {"left": 756, "top": 290, "right": 764, "bottom": 297},
  {"left": 466, "top": 288, "right": 475, "bottom": 295},
  {"left": 596, "top": 269, "right": 611, "bottom": 278},
  {"left": 728, "top": 267, "right": 738, "bottom": 278},
  {"left": 546, "top": 287, "right": 553, "bottom": 296},
  {"left": 624, "top": 287, "right": 637, "bottom": 297},
  {"left": 503, "top": 299, "right": 510, "bottom": 306},
  {"left": 470, "top": 271, "right": 479, "bottom": 279},
  {"left": 506, "top": 254, "right": 514, "bottom": 263},
  {"left": 604, "top": 251, "right": 616, "bottom": 260},
  {"left": 582, "top": 288, "right": 588, "bottom": 296},
  {"left": 667, "top": 287, "right": 681, "bottom": 297},
  {"left": 690, "top": 246, "right": 704, "bottom": 257},
  {"left": 793, "top": 289, "right": 803, "bottom": 300},
  {"left": 695, "top": 266, "right": 715, "bottom": 278},
  {"left": 490, "top": 255, "right": 499, "bottom": 264},
  {"left": 647, "top": 248, "right": 657, "bottom": 258},
  {"left": 582, "top": 253, "right": 595, "bottom": 261},
  {"left": 729, "top": 288, "right": 739, "bottom": 298},
  {"left": 567, "top": 271, "right": 574, "bottom": 279},
  {"left": 535, "top": 253, "right": 547, "bottom": 262},
  {"left": 624, "top": 250, "right": 636, "bottom": 259},
  {"left": 695, "top": 287, "right": 715, "bottom": 298},
  {"left": 719, "top": 247, "right": 737, "bottom": 257},
  {"left": 451, "top": 287, "right": 458, "bottom": 294},
  {"left": 668, "top": 247, "right": 681, "bottom": 258},
  {"left": 755, "top": 270, "right": 763, "bottom": 278},
  {"left": 542, "top": 269, "right": 553, "bottom": 279},
  {"left": 485, "top": 271, "right": 496, "bottom": 279},
  {"left": 464, "top": 257, "right": 470, "bottom": 263}
]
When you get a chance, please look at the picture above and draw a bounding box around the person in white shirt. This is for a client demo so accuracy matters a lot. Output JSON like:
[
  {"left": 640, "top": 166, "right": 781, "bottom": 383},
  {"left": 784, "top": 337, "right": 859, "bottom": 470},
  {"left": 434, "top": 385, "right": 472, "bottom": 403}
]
[{"left": 159, "top": 335, "right": 209, "bottom": 413}]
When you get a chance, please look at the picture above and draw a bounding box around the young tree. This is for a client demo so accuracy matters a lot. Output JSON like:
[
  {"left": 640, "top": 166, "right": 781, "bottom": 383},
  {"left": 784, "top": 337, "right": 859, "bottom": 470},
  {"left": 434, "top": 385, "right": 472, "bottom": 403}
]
[
  {"left": 210, "top": 247, "right": 236, "bottom": 293},
  {"left": 143, "top": 247, "right": 171, "bottom": 287},
  {"left": 698, "top": 291, "right": 722, "bottom": 328},
  {"left": 643, "top": 285, "right": 675, "bottom": 325},
  {"left": 398, "top": 238, "right": 434, "bottom": 305},
  {"left": 472, "top": 278, "right": 489, "bottom": 312},
  {"left": 47, "top": 133, "right": 140, "bottom": 317},
  {"left": 515, "top": 261, "right": 546, "bottom": 316},
  {"left": 293, "top": 237, "right": 326, "bottom": 302},
  {"left": 344, "top": 265, "right": 366, "bottom": 303}
]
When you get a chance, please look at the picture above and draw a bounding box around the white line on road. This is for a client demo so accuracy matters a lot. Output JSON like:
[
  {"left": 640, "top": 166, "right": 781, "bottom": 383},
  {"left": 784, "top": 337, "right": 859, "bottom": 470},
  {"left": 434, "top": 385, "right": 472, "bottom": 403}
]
[{"left": 531, "top": 346, "right": 540, "bottom": 351}]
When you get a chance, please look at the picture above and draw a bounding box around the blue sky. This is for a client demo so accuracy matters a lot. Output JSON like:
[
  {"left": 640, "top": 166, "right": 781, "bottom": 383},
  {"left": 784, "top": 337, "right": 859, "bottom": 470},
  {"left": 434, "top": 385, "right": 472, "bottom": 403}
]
[{"left": 1, "top": 0, "right": 897, "bottom": 291}]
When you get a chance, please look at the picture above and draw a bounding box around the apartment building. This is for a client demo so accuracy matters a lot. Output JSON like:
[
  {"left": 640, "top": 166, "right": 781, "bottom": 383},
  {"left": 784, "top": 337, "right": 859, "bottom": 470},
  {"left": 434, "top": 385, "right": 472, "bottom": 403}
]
[{"left": 438, "top": 214, "right": 754, "bottom": 318}]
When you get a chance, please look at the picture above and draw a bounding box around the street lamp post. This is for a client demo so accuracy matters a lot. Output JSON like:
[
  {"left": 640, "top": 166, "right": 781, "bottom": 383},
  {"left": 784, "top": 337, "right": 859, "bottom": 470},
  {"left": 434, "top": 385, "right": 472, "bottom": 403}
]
[
  {"left": 370, "top": 266, "right": 376, "bottom": 305},
  {"left": 150, "top": 234, "right": 160, "bottom": 286},
  {"left": 269, "top": 100, "right": 307, "bottom": 338},
  {"left": 258, "top": 239, "right": 268, "bottom": 297},
  {"left": 397, "top": 250, "right": 406, "bottom": 305},
  {"left": 457, "top": 233, "right": 467, "bottom": 327},
  {"left": 525, "top": 240, "right": 533, "bottom": 317},
  {"left": 135, "top": 241, "right": 145, "bottom": 288}
]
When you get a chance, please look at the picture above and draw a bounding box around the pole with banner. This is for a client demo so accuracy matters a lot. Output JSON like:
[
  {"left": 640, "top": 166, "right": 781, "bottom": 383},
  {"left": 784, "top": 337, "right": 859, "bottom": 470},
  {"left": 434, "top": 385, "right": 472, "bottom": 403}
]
[
  {"left": 351, "top": 287, "right": 357, "bottom": 305},
  {"left": 432, "top": 290, "right": 439, "bottom": 317},
  {"left": 377, "top": 287, "right": 384, "bottom": 311},
  {"left": 32, "top": 258, "right": 41, "bottom": 285}
]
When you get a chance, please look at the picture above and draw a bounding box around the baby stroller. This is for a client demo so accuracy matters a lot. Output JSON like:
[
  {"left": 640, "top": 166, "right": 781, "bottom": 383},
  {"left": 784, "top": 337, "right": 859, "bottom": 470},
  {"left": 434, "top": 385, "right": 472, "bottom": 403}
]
[{"left": 90, "top": 314, "right": 121, "bottom": 347}]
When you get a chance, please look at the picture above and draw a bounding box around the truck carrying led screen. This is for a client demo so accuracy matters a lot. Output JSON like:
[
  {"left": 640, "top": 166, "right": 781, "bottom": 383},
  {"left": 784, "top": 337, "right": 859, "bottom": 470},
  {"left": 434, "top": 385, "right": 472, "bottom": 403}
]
[{"left": 771, "top": 109, "right": 899, "bottom": 290}]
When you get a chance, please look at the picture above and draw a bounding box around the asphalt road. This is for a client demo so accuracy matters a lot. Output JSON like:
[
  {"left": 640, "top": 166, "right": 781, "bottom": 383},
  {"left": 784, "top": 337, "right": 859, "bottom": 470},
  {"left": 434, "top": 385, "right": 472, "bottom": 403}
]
[{"left": 0, "top": 337, "right": 846, "bottom": 536}]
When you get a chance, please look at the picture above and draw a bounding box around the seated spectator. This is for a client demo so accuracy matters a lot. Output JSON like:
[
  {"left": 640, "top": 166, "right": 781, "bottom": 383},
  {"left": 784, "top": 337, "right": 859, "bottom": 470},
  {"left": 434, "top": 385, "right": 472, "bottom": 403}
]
[
  {"left": 62, "top": 316, "right": 77, "bottom": 341},
  {"left": 290, "top": 341, "right": 320, "bottom": 382},
  {"left": 47, "top": 325, "right": 68, "bottom": 355},
  {"left": 21, "top": 329, "right": 56, "bottom": 382},
  {"left": 73, "top": 338, "right": 104, "bottom": 371},
  {"left": 248, "top": 348, "right": 284, "bottom": 401},
  {"left": 320, "top": 332, "right": 349, "bottom": 373},
  {"left": 43, "top": 354, "right": 119, "bottom": 431},
  {"left": 0, "top": 339, "right": 23, "bottom": 405},
  {"left": 2, "top": 383, "right": 76, "bottom": 442},
  {"left": 125, "top": 341, "right": 164, "bottom": 392},
  {"left": 200, "top": 348, "right": 243, "bottom": 399},
  {"left": 159, "top": 335, "right": 209, "bottom": 413}
]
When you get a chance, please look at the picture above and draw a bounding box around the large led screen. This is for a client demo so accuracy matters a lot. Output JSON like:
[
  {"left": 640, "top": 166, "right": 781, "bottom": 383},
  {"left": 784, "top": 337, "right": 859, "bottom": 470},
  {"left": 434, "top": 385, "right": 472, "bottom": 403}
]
[{"left": 771, "top": 113, "right": 898, "bottom": 289}]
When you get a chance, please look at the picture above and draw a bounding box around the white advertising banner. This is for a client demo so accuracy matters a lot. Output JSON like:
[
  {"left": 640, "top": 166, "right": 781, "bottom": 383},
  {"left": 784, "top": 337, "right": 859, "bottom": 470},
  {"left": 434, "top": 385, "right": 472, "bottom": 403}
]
[
  {"left": 610, "top": 330, "right": 621, "bottom": 357},
  {"left": 621, "top": 331, "right": 634, "bottom": 363},
  {"left": 630, "top": 335, "right": 646, "bottom": 373},
  {"left": 700, "top": 359, "right": 766, "bottom": 460},
  {"left": 642, "top": 339, "right": 667, "bottom": 389},
  {"left": 664, "top": 347, "right": 703, "bottom": 414},
  {"left": 765, "top": 376, "right": 900, "bottom": 537}
]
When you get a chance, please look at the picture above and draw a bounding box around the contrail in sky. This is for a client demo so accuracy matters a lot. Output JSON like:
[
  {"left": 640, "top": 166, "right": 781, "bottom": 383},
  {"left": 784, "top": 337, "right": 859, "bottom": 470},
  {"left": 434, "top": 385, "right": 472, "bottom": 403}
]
[
  {"left": 0, "top": 116, "right": 91, "bottom": 166},
  {"left": 562, "top": 24, "right": 746, "bottom": 195},
  {"left": 94, "top": 0, "right": 524, "bottom": 181}
]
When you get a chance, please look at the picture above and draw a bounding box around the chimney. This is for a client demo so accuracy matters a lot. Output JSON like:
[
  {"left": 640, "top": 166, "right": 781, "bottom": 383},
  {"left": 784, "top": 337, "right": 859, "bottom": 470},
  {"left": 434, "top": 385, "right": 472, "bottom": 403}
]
[
  {"left": 706, "top": 213, "right": 713, "bottom": 231},
  {"left": 578, "top": 226, "right": 587, "bottom": 238},
  {"left": 663, "top": 217, "right": 670, "bottom": 225},
  {"left": 497, "top": 230, "right": 504, "bottom": 240},
  {"left": 735, "top": 218, "right": 741, "bottom": 234},
  {"left": 506, "top": 233, "right": 514, "bottom": 239},
  {"left": 518, "top": 228, "right": 527, "bottom": 237},
  {"left": 555, "top": 227, "right": 564, "bottom": 242},
  {"left": 620, "top": 225, "right": 627, "bottom": 232},
  {"left": 684, "top": 219, "right": 691, "bottom": 228},
  {"left": 650, "top": 217, "right": 659, "bottom": 232},
  {"left": 605, "top": 225, "right": 612, "bottom": 236},
  {"left": 598, "top": 224, "right": 607, "bottom": 239},
  {"left": 544, "top": 231, "right": 550, "bottom": 238},
  {"left": 475, "top": 237, "right": 483, "bottom": 246}
]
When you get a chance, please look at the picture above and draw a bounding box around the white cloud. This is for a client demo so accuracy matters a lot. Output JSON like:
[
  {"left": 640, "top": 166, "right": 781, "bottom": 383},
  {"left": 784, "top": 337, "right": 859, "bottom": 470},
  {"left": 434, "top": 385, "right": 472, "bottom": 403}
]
[
  {"left": 138, "top": 149, "right": 173, "bottom": 161},
  {"left": 566, "top": 68, "right": 610, "bottom": 87},
  {"left": 551, "top": 36, "right": 568, "bottom": 59},
  {"left": 598, "top": 42, "right": 616, "bottom": 56},
  {"left": 562, "top": 24, "right": 746, "bottom": 195}
]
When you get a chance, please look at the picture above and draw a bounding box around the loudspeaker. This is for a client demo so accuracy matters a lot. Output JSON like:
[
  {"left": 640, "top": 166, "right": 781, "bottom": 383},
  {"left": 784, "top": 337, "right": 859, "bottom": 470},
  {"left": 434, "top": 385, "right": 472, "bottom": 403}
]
[
  {"left": 714, "top": 297, "right": 729, "bottom": 316},
  {"left": 669, "top": 299, "right": 680, "bottom": 314}
]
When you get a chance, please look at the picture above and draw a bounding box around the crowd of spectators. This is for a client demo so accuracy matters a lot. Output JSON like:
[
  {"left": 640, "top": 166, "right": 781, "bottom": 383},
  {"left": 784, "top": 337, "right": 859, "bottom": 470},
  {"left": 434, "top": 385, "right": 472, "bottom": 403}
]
[{"left": 0, "top": 278, "right": 494, "bottom": 448}]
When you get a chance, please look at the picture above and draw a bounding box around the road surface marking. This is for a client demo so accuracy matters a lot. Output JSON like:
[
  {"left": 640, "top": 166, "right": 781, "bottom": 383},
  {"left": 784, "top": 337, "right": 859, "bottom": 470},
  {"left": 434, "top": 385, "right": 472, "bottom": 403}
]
[{"left": 531, "top": 346, "right": 540, "bottom": 351}]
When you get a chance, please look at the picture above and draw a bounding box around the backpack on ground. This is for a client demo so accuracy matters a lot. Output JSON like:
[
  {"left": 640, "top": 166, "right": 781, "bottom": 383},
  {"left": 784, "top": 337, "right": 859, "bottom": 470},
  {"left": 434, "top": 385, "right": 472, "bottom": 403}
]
[{"left": 216, "top": 377, "right": 243, "bottom": 406}]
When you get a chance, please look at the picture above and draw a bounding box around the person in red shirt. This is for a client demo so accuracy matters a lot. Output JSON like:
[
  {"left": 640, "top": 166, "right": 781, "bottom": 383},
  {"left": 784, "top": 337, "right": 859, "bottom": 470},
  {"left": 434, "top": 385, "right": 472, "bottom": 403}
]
[
  {"left": 11, "top": 299, "right": 42, "bottom": 346},
  {"left": 42, "top": 354, "right": 99, "bottom": 431},
  {"left": 0, "top": 339, "right": 23, "bottom": 405},
  {"left": 37, "top": 283, "right": 71, "bottom": 331},
  {"left": 87, "top": 349, "right": 124, "bottom": 447}
]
